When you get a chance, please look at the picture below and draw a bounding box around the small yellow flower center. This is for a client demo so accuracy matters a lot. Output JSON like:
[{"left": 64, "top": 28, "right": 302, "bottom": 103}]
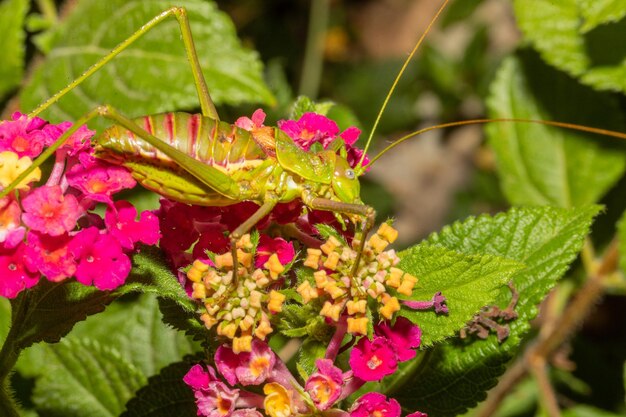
[{"left": 367, "top": 355, "right": 382, "bottom": 370}]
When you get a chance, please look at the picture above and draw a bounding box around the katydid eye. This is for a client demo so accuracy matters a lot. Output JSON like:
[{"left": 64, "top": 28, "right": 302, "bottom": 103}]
[{"left": 345, "top": 169, "right": 355, "bottom": 179}]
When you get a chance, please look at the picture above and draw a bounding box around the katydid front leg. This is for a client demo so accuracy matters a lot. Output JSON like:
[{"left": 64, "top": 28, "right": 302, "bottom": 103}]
[{"left": 303, "top": 192, "right": 376, "bottom": 282}]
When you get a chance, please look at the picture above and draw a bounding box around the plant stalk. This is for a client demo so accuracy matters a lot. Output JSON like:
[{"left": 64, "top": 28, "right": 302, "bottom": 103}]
[{"left": 299, "top": 0, "right": 330, "bottom": 98}]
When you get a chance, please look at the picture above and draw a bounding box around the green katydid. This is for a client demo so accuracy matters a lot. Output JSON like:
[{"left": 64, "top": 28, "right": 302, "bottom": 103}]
[{"left": 3, "top": 0, "right": 626, "bottom": 278}]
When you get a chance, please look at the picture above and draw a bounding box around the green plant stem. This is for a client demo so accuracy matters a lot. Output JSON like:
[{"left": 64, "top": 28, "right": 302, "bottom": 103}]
[
  {"left": 298, "top": 0, "right": 329, "bottom": 98},
  {"left": 0, "top": 385, "right": 20, "bottom": 417},
  {"left": 475, "top": 238, "right": 620, "bottom": 417},
  {"left": 36, "top": 0, "right": 58, "bottom": 23}
]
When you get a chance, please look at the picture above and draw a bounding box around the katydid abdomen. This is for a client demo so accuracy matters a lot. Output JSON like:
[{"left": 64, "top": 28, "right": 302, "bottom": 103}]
[{"left": 94, "top": 112, "right": 313, "bottom": 207}]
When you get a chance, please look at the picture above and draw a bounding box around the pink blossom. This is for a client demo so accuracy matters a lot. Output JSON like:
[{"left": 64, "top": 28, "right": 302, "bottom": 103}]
[
  {"left": 406, "top": 412, "right": 428, "bottom": 417},
  {"left": 184, "top": 364, "right": 242, "bottom": 417},
  {"left": 21, "top": 185, "right": 83, "bottom": 236},
  {"left": 0, "top": 243, "right": 39, "bottom": 298},
  {"left": 349, "top": 336, "right": 398, "bottom": 382},
  {"left": 350, "top": 393, "right": 401, "bottom": 417},
  {"left": 0, "top": 198, "right": 25, "bottom": 248},
  {"left": 278, "top": 113, "right": 340, "bottom": 150},
  {"left": 25, "top": 231, "right": 76, "bottom": 282},
  {"left": 66, "top": 152, "right": 136, "bottom": 201},
  {"left": 305, "top": 359, "right": 345, "bottom": 410},
  {"left": 235, "top": 109, "right": 266, "bottom": 131},
  {"left": 0, "top": 112, "right": 47, "bottom": 158},
  {"left": 255, "top": 235, "right": 295, "bottom": 268},
  {"left": 104, "top": 200, "right": 160, "bottom": 250},
  {"left": 43, "top": 121, "right": 94, "bottom": 155},
  {"left": 375, "top": 318, "right": 421, "bottom": 362},
  {"left": 69, "top": 227, "right": 131, "bottom": 290},
  {"left": 231, "top": 409, "right": 263, "bottom": 417},
  {"left": 215, "top": 339, "right": 276, "bottom": 386}
]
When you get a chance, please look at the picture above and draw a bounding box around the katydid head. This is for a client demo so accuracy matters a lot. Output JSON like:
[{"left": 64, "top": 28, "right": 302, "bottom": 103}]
[{"left": 329, "top": 153, "right": 360, "bottom": 204}]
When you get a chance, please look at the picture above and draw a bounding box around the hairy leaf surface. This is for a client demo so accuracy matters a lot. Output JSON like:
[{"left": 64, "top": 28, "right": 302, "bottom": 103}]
[
  {"left": 398, "top": 245, "right": 523, "bottom": 347},
  {"left": 386, "top": 206, "right": 598, "bottom": 416},
  {"left": 21, "top": 0, "right": 274, "bottom": 125},
  {"left": 487, "top": 52, "right": 626, "bottom": 207},
  {"left": 514, "top": 0, "right": 626, "bottom": 92},
  {"left": 0, "top": 0, "right": 28, "bottom": 100},
  {"left": 32, "top": 340, "right": 146, "bottom": 417}
]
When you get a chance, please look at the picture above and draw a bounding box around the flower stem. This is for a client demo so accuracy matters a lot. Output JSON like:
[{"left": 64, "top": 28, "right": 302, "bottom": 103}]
[
  {"left": 0, "top": 295, "right": 29, "bottom": 417},
  {"left": 299, "top": 0, "right": 330, "bottom": 98},
  {"left": 0, "top": 385, "right": 20, "bottom": 417},
  {"left": 325, "top": 316, "right": 347, "bottom": 361}
]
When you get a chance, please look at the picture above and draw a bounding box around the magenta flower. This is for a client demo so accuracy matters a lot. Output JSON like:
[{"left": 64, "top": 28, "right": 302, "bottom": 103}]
[
  {"left": 21, "top": 185, "right": 83, "bottom": 236},
  {"left": 349, "top": 336, "right": 398, "bottom": 381},
  {"left": 66, "top": 152, "right": 136, "bottom": 201},
  {"left": 278, "top": 112, "right": 368, "bottom": 169},
  {"left": 305, "top": 359, "right": 345, "bottom": 410},
  {"left": 69, "top": 227, "right": 131, "bottom": 290},
  {"left": 0, "top": 243, "right": 40, "bottom": 298},
  {"left": 215, "top": 339, "right": 276, "bottom": 386},
  {"left": 0, "top": 198, "right": 25, "bottom": 248},
  {"left": 406, "top": 412, "right": 428, "bottom": 417},
  {"left": 235, "top": 109, "right": 266, "bottom": 131},
  {"left": 350, "top": 393, "right": 402, "bottom": 417},
  {"left": 375, "top": 318, "right": 421, "bottom": 362},
  {"left": 255, "top": 235, "right": 295, "bottom": 269},
  {"left": 42, "top": 121, "right": 94, "bottom": 155},
  {"left": 278, "top": 113, "right": 340, "bottom": 150},
  {"left": 25, "top": 231, "right": 76, "bottom": 282},
  {"left": 104, "top": 200, "right": 160, "bottom": 250},
  {"left": 184, "top": 364, "right": 240, "bottom": 417},
  {"left": 0, "top": 112, "right": 47, "bottom": 158},
  {"left": 231, "top": 409, "right": 263, "bottom": 417}
]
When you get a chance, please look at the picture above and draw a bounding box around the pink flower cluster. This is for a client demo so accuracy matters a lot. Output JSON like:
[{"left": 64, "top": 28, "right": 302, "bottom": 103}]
[
  {"left": 184, "top": 336, "right": 428, "bottom": 417},
  {"left": 0, "top": 112, "right": 159, "bottom": 298}
]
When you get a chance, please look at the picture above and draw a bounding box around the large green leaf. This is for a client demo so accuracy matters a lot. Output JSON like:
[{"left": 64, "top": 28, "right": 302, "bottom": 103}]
[
  {"left": 514, "top": 0, "right": 626, "bottom": 92},
  {"left": 398, "top": 245, "right": 524, "bottom": 347},
  {"left": 121, "top": 358, "right": 199, "bottom": 417},
  {"left": 32, "top": 339, "right": 146, "bottom": 417},
  {"left": 0, "top": 0, "right": 28, "bottom": 100},
  {"left": 384, "top": 206, "right": 598, "bottom": 416},
  {"left": 20, "top": 0, "right": 274, "bottom": 125},
  {"left": 486, "top": 52, "right": 626, "bottom": 207}
]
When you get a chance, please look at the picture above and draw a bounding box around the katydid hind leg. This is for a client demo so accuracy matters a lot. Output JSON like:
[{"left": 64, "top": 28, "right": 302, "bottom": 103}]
[{"left": 30, "top": 7, "right": 218, "bottom": 120}]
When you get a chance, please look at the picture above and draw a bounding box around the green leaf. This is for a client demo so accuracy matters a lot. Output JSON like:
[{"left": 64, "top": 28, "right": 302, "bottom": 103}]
[
  {"left": 121, "top": 357, "right": 199, "bottom": 416},
  {"left": 388, "top": 206, "right": 599, "bottom": 416},
  {"left": 69, "top": 294, "right": 197, "bottom": 377},
  {"left": 290, "top": 95, "right": 334, "bottom": 120},
  {"left": 513, "top": 0, "right": 626, "bottom": 93},
  {"left": 486, "top": 52, "right": 626, "bottom": 207},
  {"left": 20, "top": 0, "right": 274, "bottom": 125},
  {"left": 9, "top": 280, "right": 115, "bottom": 350},
  {"left": 562, "top": 405, "right": 625, "bottom": 417},
  {"left": 398, "top": 245, "right": 524, "bottom": 347},
  {"left": 298, "top": 338, "right": 327, "bottom": 378},
  {"left": 32, "top": 339, "right": 146, "bottom": 417},
  {"left": 0, "top": 0, "right": 28, "bottom": 100},
  {"left": 619, "top": 211, "right": 626, "bottom": 274}
]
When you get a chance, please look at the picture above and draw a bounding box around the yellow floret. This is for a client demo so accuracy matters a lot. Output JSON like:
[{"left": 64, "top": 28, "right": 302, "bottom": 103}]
[
  {"left": 378, "top": 223, "right": 399, "bottom": 243},
  {"left": 255, "top": 316, "right": 273, "bottom": 340},
  {"left": 346, "top": 299, "right": 367, "bottom": 315},
  {"left": 0, "top": 152, "right": 41, "bottom": 189},
  {"left": 320, "top": 301, "right": 342, "bottom": 321},
  {"left": 368, "top": 233, "right": 389, "bottom": 253},
  {"left": 347, "top": 316, "right": 369, "bottom": 335},
  {"left": 313, "top": 270, "right": 328, "bottom": 289},
  {"left": 233, "top": 335, "right": 253, "bottom": 354},
  {"left": 264, "top": 253, "right": 285, "bottom": 280},
  {"left": 215, "top": 253, "right": 234, "bottom": 269},
  {"left": 191, "top": 282, "right": 207, "bottom": 299},
  {"left": 323, "top": 251, "right": 340, "bottom": 270},
  {"left": 379, "top": 296, "right": 401, "bottom": 320},
  {"left": 386, "top": 267, "right": 404, "bottom": 288},
  {"left": 320, "top": 236, "right": 341, "bottom": 255},
  {"left": 304, "top": 248, "right": 322, "bottom": 268},
  {"left": 267, "top": 290, "right": 286, "bottom": 313},
  {"left": 200, "top": 313, "right": 217, "bottom": 329},
  {"left": 397, "top": 274, "right": 418, "bottom": 296}
]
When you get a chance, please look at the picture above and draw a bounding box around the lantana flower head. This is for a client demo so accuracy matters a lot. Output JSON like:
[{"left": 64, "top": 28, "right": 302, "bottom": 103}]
[
  {"left": 374, "top": 317, "right": 421, "bottom": 361},
  {"left": 349, "top": 336, "right": 398, "bottom": 381},
  {"left": 215, "top": 339, "right": 276, "bottom": 386},
  {"left": 25, "top": 231, "right": 76, "bottom": 282},
  {"left": 184, "top": 364, "right": 241, "bottom": 417},
  {"left": 21, "top": 185, "right": 83, "bottom": 236},
  {"left": 104, "top": 200, "right": 160, "bottom": 250},
  {"left": 0, "top": 151, "right": 41, "bottom": 190},
  {"left": 0, "top": 112, "right": 47, "bottom": 158},
  {"left": 305, "top": 359, "right": 345, "bottom": 410},
  {"left": 350, "top": 393, "right": 401, "bottom": 417},
  {"left": 0, "top": 243, "right": 40, "bottom": 298}
]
